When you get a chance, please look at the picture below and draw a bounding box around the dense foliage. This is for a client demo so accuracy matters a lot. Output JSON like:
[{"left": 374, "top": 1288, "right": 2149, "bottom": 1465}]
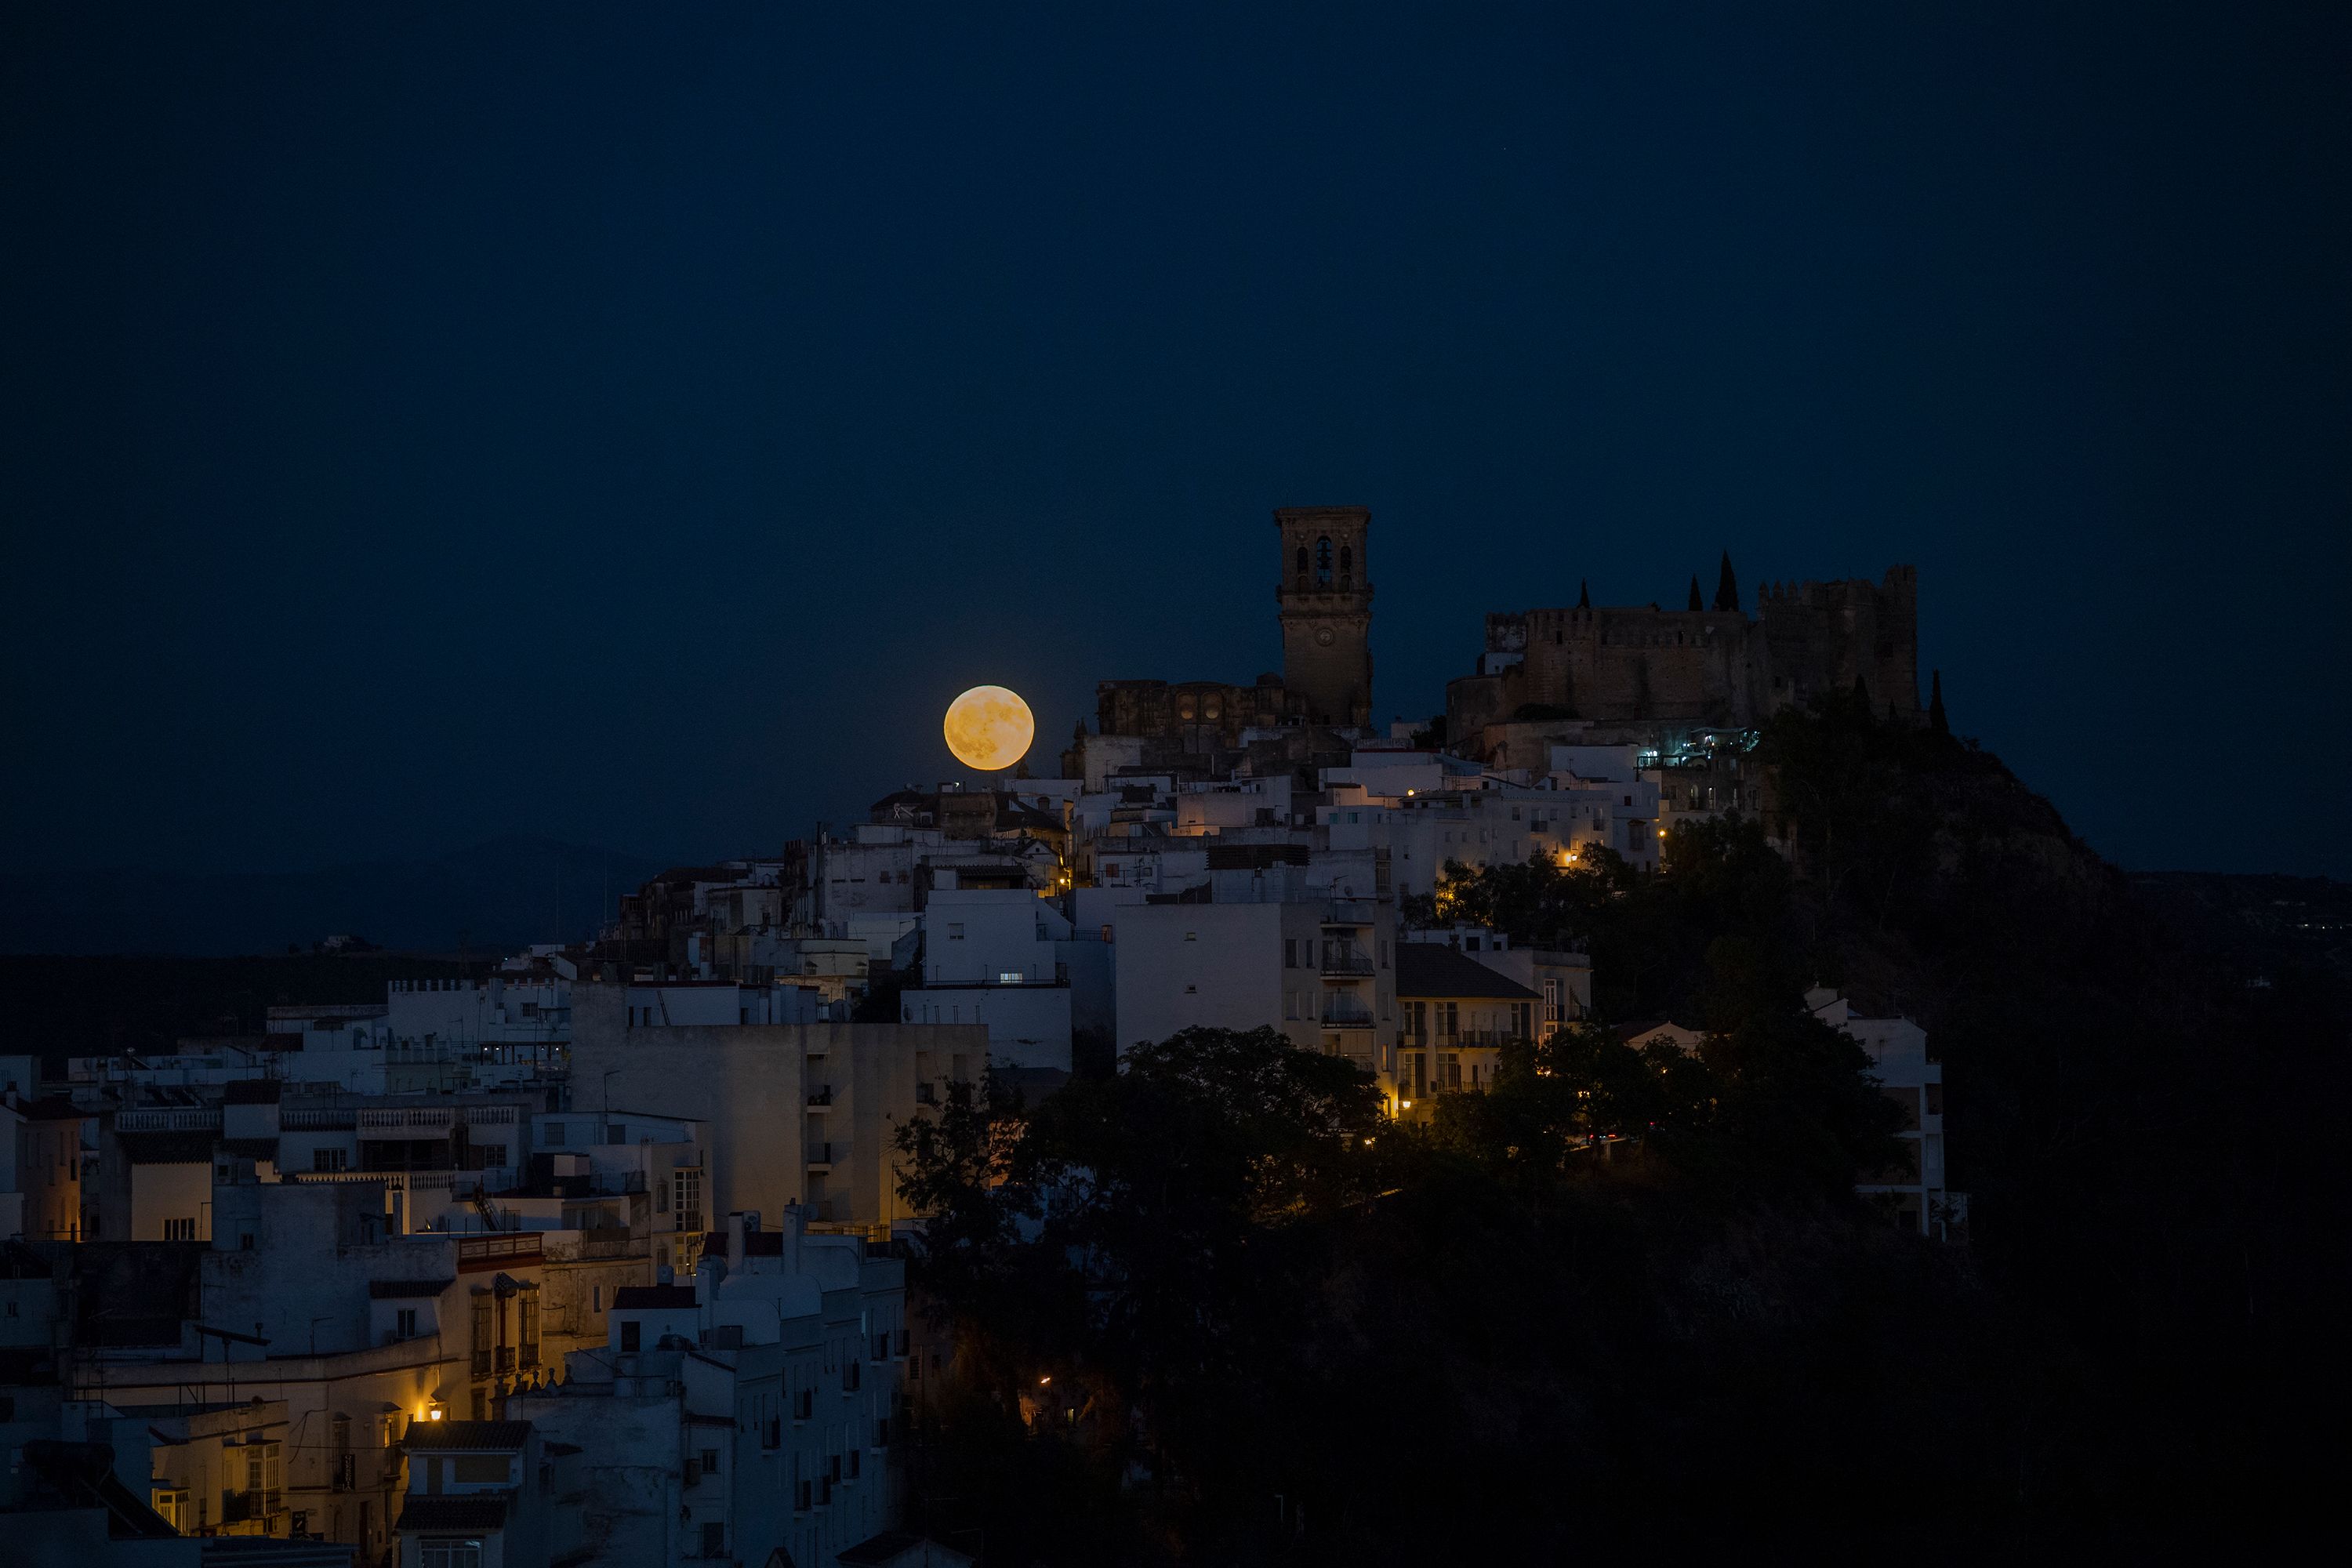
[{"left": 894, "top": 694, "right": 2347, "bottom": 1559}]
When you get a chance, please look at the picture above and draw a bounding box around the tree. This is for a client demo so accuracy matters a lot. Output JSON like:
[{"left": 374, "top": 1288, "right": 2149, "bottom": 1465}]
[
  {"left": 1929, "top": 669, "right": 1948, "bottom": 733},
  {"left": 1577, "top": 577, "right": 1591, "bottom": 608},
  {"left": 1715, "top": 550, "right": 1740, "bottom": 611},
  {"left": 1687, "top": 574, "right": 1704, "bottom": 611}
]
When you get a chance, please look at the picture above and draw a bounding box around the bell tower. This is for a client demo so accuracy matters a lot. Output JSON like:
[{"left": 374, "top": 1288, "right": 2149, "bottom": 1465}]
[{"left": 1274, "top": 505, "right": 1374, "bottom": 728}]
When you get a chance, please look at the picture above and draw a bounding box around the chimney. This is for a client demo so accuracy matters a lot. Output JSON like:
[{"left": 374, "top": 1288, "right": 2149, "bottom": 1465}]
[
  {"left": 387, "top": 1187, "right": 408, "bottom": 1236},
  {"left": 725, "top": 1211, "right": 746, "bottom": 1273}
]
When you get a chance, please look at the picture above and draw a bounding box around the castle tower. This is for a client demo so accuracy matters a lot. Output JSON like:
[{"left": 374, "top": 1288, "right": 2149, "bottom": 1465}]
[{"left": 1274, "top": 505, "right": 1374, "bottom": 727}]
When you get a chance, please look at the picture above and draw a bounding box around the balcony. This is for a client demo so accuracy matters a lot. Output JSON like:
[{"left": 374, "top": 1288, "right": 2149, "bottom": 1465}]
[
  {"left": 1397, "top": 1030, "right": 1528, "bottom": 1051},
  {"left": 1321, "top": 900, "right": 1377, "bottom": 928},
  {"left": 1319, "top": 1005, "right": 1377, "bottom": 1029},
  {"left": 807, "top": 1087, "right": 833, "bottom": 1108},
  {"left": 807, "top": 1142, "right": 835, "bottom": 1169},
  {"left": 1319, "top": 944, "right": 1375, "bottom": 978},
  {"left": 458, "top": 1232, "right": 544, "bottom": 1266},
  {"left": 114, "top": 1108, "right": 221, "bottom": 1133}
]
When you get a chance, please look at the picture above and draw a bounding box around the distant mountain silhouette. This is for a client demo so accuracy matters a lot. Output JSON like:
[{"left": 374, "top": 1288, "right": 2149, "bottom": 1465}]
[{"left": 0, "top": 836, "right": 667, "bottom": 956}]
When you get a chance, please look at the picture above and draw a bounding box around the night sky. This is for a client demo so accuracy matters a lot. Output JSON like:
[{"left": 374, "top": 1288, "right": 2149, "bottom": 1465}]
[{"left": 5, "top": 4, "right": 2347, "bottom": 884}]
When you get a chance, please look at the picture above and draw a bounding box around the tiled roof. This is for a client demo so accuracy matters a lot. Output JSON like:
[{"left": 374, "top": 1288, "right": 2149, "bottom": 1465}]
[
  {"left": 697, "top": 1231, "right": 785, "bottom": 1258},
  {"left": 116, "top": 1131, "right": 217, "bottom": 1165},
  {"left": 612, "top": 1284, "right": 700, "bottom": 1309},
  {"left": 395, "top": 1494, "right": 512, "bottom": 1531},
  {"left": 401, "top": 1419, "right": 531, "bottom": 1451},
  {"left": 1394, "top": 943, "right": 1541, "bottom": 1001}
]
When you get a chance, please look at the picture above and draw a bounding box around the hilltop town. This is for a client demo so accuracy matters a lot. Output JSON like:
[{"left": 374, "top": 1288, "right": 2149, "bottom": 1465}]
[{"left": 2, "top": 507, "right": 1966, "bottom": 1565}]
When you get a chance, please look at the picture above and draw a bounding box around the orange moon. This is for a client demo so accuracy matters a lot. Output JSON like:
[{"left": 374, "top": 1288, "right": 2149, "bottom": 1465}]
[{"left": 943, "top": 685, "right": 1035, "bottom": 771}]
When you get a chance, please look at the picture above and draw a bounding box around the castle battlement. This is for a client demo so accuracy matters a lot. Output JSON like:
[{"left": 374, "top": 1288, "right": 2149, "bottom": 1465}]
[{"left": 1447, "top": 559, "right": 1921, "bottom": 747}]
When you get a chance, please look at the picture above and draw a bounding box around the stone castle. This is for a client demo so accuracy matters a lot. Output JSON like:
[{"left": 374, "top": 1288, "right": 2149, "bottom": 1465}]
[
  {"left": 1082, "top": 506, "right": 1920, "bottom": 767},
  {"left": 1446, "top": 561, "right": 1922, "bottom": 739}
]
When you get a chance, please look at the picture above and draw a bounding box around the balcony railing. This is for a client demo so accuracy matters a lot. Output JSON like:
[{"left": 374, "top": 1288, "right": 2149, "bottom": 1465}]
[
  {"left": 1319, "top": 1007, "right": 1377, "bottom": 1028},
  {"left": 458, "top": 1232, "right": 543, "bottom": 1265},
  {"left": 1322, "top": 900, "right": 1377, "bottom": 928},
  {"left": 114, "top": 1108, "right": 221, "bottom": 1132},
  {"left": 1397, "top": 1030, "right": 1530, "bottom": 1050},
  {"left": 1319, "top": 945, "right": 1375, "bottom": 977},
  {"left": 280, "top": 1106, "right": 358, "bottom": 1130},
  {"left": 807, "top": 1087, "right": 833, "bottom": 1107}
]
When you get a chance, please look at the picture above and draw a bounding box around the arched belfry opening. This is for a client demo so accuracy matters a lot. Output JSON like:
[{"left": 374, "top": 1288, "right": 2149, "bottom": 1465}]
[{"left": 1315, "top": 537, "right": 1334, "bottom": 586}]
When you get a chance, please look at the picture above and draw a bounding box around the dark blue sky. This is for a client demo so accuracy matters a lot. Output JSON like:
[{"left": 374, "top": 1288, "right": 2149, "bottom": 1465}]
[{"left": 5, "top": 4, "right": 2347, "bottom": 880}]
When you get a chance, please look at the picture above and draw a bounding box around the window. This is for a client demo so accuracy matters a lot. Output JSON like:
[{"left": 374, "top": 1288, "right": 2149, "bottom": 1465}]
[
  {"left": 590, "top": 1287, "right": 601, "bottom": 1315},
  {"left": 673, "top": 1168, "right": 702, "bottom": 1232},
  {"left": 1542, "top": 978, "right": 1562, "bottom": 1023},
  {"left": 1438, "top": 1001, "right": 1459, "bottom": 1040},
  {"left": 997, "top": 971, "right": 1022, "bottom": 985},
  {"left": 946, "top": 923, "right": 964, "bottom": 939},
  {"left": 519, "top": 1293, "right": 540, "bottom": 1367},
  {"left": 162, "top": 1218, "right": 196, "bottom": 1241},
  {"left": 1283, "top": 939, "right": 1297, "bottom": 968},
  {"left": 1315, "top": 535, "right": 1333, "bottom": 584},
  {"left": 797, "top": 1479, "right": 813, "bottom": 1512},
  {"left": 604, "top": 1123, "right": 624, "bottom": 1145},
  {"left": 872, "top": 1331, "right": 889, "bottom": 1361},
  {"left": 1294, "top": 544, "right": 1308, "bottom": 583},
  {"left": 843, "top": 1359, "right": 861, "bottom": 1392},
  {"left": 1338, "top": 544, "right": 1352, "bottom": 584},
  {"left": 419, "top": 1541, "right": 482, "bottom": 1568},
  {"left": 699, "top": 1447, "right": 720, "bottom": 1475},
  {"left": 764, "top": 1416, "right": 782, "bottom": 1449},
  {"left": 396, "top": 1308, "right": 418, "bottom": 1339},
  {"left": 452, "top": 1455, "right": 509, "bottom": 1484},
  {"left": 545, "top": 1121, "right": 566, "bottom": 1146},
  {"left": 795, "top": 1388, "right": 814, "bottom": 1421},
  {"left": 314, "top": 1147, "right": 348, "bottom": 1172},
  {"left": 620, "top": 1320, "right": 641, "bottom": 1352},
  {"left": 152, "top": 1488, "right": 189, "bottom": 1530},
  {"left": 895, "top": 1327, "right": 911, "bottom": 1357},
  {"left": 701, "top": 1523, "right": 724, "bottom": 1558}
]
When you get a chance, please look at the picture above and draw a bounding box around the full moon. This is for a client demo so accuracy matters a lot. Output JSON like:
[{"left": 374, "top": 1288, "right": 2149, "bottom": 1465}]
[{"left": 942, "top": 684, "right": 1035, "bottom": 771}]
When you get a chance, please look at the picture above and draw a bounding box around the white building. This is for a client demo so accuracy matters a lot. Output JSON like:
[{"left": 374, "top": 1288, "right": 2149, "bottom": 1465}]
[
  {"left": 897, "top": 890, "right": 1073, "bottom": 1071},
  {"left": 511, "top": 1207, "right": 910, "bottom": 1568},
  {"left": 1809, "top": 987, "right": 1964, "bottom": 1240}
]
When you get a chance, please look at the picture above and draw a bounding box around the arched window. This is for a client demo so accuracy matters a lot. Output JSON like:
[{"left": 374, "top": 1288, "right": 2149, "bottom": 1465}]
[
  {"left": 1338, "top": 545, "right": 1352, "bottom": 586},
  {"left": 1294, "top": 545, "right": 1308, "bottom": 586},
  {"left": 1315, "top": 537, "right": 1333, "bottom": 586}
]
